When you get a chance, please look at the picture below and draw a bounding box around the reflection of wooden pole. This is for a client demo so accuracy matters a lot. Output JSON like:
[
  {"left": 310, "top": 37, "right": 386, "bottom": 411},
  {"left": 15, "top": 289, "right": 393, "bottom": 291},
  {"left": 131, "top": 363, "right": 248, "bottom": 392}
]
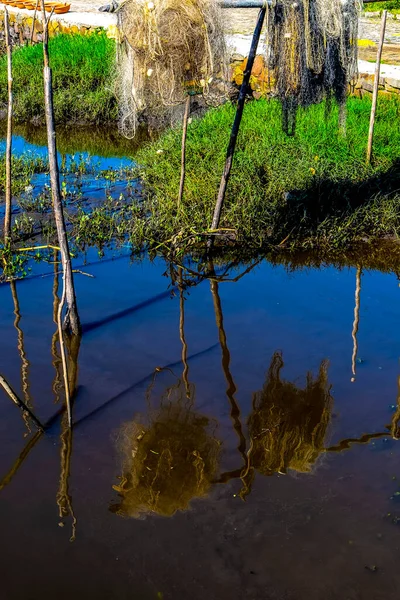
[
  {"left": 351, "top": 267, "right": 362, "bottom": 383},
  {"left": 178, "top": 95, "right": 190, "bottom": 209},
  {"left": 56, "top": 413, "right": 76, "bottom": 541},
  {"left": 178, "top": 267, "right": 190, "bottom": 399},
  {"left": 391, "top": 375, "right": 400, "bottom": 440},
  {"left": 40, "top": 1, "right": 81, "bottom": 335},
  {"left": 10, "top": 281, "right": 32, "bottom": 409},
  {"left": 366, "top": 10, "right": 387, "bottom": 165},
  {"left": 0, "top": 430, "right": 43, "bottom": 492},
  {"left": 210, "top": 276, "right": 247, "bottom": 461},
  {"left": 4, "top": 8, "right": 13, "bottom": 244},
  {"left": 209, "top": 6, "right": 266, "bottom": 242}
]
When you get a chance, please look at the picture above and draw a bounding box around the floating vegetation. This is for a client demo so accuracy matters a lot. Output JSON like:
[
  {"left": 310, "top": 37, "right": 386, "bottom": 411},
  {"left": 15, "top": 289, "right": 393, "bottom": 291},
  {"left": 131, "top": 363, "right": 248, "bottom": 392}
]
[{"left": 111, "top": 376, "right": 221, "bottom": 518}]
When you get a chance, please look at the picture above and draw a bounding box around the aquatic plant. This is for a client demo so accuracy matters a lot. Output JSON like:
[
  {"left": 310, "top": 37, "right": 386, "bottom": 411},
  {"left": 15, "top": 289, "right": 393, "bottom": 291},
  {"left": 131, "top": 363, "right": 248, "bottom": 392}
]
[{"left": 111, "top": 378, "right": 221, "bottom": 518}]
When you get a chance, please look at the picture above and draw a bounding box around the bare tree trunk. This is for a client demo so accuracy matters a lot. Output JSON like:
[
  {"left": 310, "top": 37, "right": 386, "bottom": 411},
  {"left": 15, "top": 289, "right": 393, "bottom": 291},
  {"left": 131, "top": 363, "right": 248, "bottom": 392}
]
[
  {"left": 40, "top": 1, "right": 81, "bottom": 335},
  {"left": 4, "top": 8, "right": 13, "bottom": 245},
  {"left": 366, "top": 10, "right": 387, "bottom": 165},
  {"left": 178, "top": 95, "right": 191, "bottom": 209},
  {"left": 208, "top": 6, "right": 266, "bottom": 246}
]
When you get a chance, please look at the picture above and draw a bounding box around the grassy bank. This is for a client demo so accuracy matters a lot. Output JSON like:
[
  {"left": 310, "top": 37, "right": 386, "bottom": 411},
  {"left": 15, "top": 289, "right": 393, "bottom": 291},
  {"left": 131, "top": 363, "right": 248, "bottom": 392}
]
[
  {"left": 0, "top": 33, "right": 117, "bottom": 125},
  {"left": 364, "top": 1, "right": 400, "bottom": 13},
  {"left": 130, "top": 96, "right": 400, "bottom": 253}
]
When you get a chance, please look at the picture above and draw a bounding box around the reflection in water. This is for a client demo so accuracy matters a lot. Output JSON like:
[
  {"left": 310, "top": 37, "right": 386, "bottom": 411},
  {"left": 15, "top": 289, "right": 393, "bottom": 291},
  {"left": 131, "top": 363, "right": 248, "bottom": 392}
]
[
  {"left": 209, "top": 276, "right": 247, "bottom": 466},
  {"left": 178, "top": 267, "right": 191, "bottom": 399},
  {"left": 351, "top": 267, "right": 362, "bottom": 383},
  {"left": 10, "top": 281, "right": 33, "bottom": 435},
  {"left": 240, "top": 352, "right": 333, "bottom": 497},
  {"left": 51, "top": 253, "right": 63, "bottom": 404},
  {"left": 56, "top": 413, "right": 76, "bottom": 542},
  {"left": 111, "top": 374, "right": 221, "bottom": 518}
]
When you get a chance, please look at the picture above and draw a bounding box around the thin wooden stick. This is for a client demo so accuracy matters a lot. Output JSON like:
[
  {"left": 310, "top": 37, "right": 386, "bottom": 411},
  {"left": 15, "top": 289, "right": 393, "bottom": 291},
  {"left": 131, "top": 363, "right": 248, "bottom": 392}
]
[
  {"left": 366, "top": 9, "right": 387, "bottom": 165},
  {"left": 30, "top": 0, "right": 40, "bottom": 45},
  {"left": 40, "top": 1, "right": 81, "bottom": 335},
  {"left": 4, "top": 7, "right": 13, "bottom": 245},
  {"left": 178, "top": 95, "right": 191, "bottom": 209},
  {"left": 0, "top": 374, "right": 44, "bottom": 430},
  {"left": 208, "top": 5, "right": 266, "bottom": 245}
]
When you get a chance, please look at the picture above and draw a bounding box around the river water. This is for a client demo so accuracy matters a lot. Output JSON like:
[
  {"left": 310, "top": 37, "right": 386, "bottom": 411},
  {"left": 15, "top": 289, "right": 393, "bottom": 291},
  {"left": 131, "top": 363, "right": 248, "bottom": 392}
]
[{"left": 1, "top": 135, "right": 400, "bottom": 599}]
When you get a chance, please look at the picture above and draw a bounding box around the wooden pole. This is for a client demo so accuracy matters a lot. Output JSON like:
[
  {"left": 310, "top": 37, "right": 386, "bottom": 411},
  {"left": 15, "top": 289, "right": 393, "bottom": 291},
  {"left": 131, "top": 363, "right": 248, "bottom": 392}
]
[
  {"left": 40, "top": 1, "right": 81, "bottom": 335},
  {"left": 30, "top": 0, "right": 40, "bottom": 46},
  {"left": 209, "top": 5, "right": 266, "bottom": 243},
  {"left": 366, "top": 10, "right": 387, "bottom": 165},
  {"left": 4, "top": 8, "right": 13, "bottom": 245},
  {"left": 178, "top": 95, "right": 191, "bottom": 209}
]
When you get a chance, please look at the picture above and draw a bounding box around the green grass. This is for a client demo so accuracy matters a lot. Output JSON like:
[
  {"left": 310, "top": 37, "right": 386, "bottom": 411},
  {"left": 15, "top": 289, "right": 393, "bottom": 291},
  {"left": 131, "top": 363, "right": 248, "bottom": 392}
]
[
  {"left": 131, "top": 96, "right": 400, "bottom": 253},
  {"left": 364, "top": 1, "right": 400, "bottom": 14},
  {"left": 0, "top": 33, "right": 117, "bottom": 125}
]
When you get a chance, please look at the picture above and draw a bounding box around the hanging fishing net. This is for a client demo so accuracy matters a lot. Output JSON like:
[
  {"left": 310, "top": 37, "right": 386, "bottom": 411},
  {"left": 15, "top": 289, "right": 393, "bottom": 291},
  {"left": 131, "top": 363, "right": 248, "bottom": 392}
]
[
  {"left": 115, "top": 0, "right": 227, "bottom": 138},
  {"left": 266, "top": 0, "right": 362, "bottom": 133},
  {"left": 240, "top": 352, "right": 333, "bottom": 498},
  {"left": 110, "top": 375, "right": 221, "bottom": 518}
]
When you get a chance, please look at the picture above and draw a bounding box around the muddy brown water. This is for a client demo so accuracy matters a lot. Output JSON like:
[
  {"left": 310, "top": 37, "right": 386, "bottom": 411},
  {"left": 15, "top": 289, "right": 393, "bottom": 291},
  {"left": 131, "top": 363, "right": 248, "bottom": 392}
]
[{"left": 1, "top": 248, "right": 400, "bottom": 600}]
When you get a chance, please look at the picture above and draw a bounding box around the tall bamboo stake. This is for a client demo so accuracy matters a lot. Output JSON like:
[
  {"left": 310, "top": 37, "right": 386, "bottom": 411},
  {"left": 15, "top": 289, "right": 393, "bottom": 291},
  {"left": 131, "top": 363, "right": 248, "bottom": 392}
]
[
  {"left": 178, "top": 95, "right": 191, "bottom": 209},
  {"left": 208, "top": 5, "right": 266, "bottom": 244},
  {"left": 40, "top": 1, "right": 81, "bottom": 335},
  {"left": 366, "top": 10, "right": 387, "bottom": 165},
  {"left": 4, "top": 8, "right": 13, "bottom": 245}
]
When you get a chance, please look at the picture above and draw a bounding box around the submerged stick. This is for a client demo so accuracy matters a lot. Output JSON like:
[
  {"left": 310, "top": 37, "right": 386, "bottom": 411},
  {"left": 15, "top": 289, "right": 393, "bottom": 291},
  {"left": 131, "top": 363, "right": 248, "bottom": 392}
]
[
  {"left": 40, "top": 1, "right": 81, "bottom": 335},
  {"left": 0, "top": 374, "right": 44, "bottom": 431},
  {"left": 4, "top": 8, "right": 13, "bottom": 245},
  {"left": 366, "top": 10, "right": 387, "bottom": 165},
  {"left": 178, "top": 95, "right": 191, "bottom": 209},
  {"left": 208, "top": 5, "right": 266, "bottom": 245}
]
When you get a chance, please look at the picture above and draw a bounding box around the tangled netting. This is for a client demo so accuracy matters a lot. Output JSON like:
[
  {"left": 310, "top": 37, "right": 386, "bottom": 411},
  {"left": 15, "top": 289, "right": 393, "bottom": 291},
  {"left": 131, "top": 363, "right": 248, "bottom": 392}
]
[
  {"left": 267, "top": 0, "right": 363, "bottom": 133},
  {"left": 115, "top": 0, "right": 227, "bottom": 138},
  {"left": 110, "top": 377, "right": 221, "bottom": 518},
  {"left": 240, "top": 352, "right": 333, "bottom": 497}
]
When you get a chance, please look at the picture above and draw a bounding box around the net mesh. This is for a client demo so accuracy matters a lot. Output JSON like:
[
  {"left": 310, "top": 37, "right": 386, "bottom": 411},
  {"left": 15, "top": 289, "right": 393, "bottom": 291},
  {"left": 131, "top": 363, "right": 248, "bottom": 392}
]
[
  {"left": 115, "top": 0, "right": 227, "bottom": 138},
  {"left": 266, "top": 0, "right": 363, "bottom": 133}
]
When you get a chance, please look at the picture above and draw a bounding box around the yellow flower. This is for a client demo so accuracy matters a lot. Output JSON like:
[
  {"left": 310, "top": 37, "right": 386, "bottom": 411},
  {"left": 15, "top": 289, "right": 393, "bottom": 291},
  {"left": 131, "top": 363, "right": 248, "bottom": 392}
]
[
  {"left": 314, "top": 155, "right": 319, "bottom": 161},
  {"left": 310, "top": 167, "right": 316, "bottom": 175}
]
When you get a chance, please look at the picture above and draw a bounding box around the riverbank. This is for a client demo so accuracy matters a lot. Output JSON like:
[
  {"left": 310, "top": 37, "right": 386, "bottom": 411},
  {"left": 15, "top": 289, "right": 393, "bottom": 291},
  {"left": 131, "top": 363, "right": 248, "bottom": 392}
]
[{"left": 130, "top": 96, "right": 400, "bottom": 254}]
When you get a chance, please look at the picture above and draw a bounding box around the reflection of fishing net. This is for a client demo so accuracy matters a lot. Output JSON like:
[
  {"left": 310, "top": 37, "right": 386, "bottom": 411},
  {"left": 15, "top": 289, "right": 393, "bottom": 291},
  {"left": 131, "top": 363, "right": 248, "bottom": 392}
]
[
  {"left": 115, "top": 0, "right": 227, "bottom": 137},
  {"left": 243, "top": 352, "right": 332, "bottom": 490},
  {"left": 111, "top": 376, "right": 221, "bottom": 517},
  {"left": 267, "top": 0, "right": 361, "bottom": 133}
]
